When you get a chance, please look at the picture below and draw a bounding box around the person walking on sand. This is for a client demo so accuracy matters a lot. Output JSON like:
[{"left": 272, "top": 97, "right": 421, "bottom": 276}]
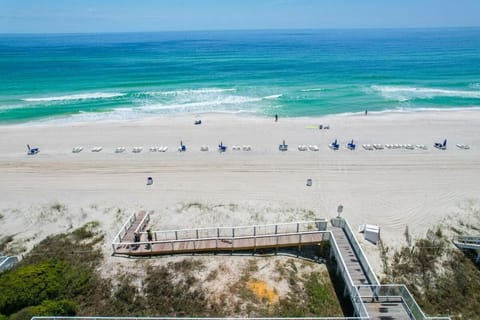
[
  {"left": 275, "top": 114, "right": 278, "bottom": 122},
  {"left": 365, "top": 109, "right": 368, "bottom": 116}
]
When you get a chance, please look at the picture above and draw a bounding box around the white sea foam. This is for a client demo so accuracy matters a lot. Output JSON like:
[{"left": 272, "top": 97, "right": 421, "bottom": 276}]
[
  {"left": 300, "top": 88, "right": 324, "bottom": 92},
  {"left": 138, "top": 95, "right": 269, "bottom": 112},
  {"left": 371, "top": 85, "right": 480, "bottom": 101},
  {"left": 23, "top": 92, "right": 126, "bottom": 102},
  {"left": 262, "top": 94, "right": 282, "bottom": 100},
  {"left": 149, "top": 88, "right": 237, "bottom": 96}
]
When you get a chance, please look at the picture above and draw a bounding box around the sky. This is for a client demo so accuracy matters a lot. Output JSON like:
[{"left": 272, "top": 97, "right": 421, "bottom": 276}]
[{"left": 1, "top": 0, "right": 479, "bottom": 33}]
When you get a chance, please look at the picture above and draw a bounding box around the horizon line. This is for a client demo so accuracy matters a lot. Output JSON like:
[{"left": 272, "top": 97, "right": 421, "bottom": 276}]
[{"left": 2, "top": 25, "right": 480, "bottom": 36}]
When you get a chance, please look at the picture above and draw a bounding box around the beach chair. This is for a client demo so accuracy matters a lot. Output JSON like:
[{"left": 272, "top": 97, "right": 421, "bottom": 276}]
[
  {"left": 72, "top": 146, "right": 83, "bottom": 153},
  {"left": 279, "top": 140, "right": 288, "bottom": 151},
  {"left": 456, "top": 143, "right": 470, "bottom": 150},
  {"left": 27, "top": 144, "right": 39, "bottom": 155},
  {"left": 309, "top": 145, "right": 319, "bottom": 151},
  {"left": 132, "top": 147, "right": 143, "bottom": 153},
  {"left": 194, "top": 120, "right": 202, "bottom": 125},
  {"left": 347, "top": 140, "right": 356, "bottom": 150},
  {"left": 115, "top": 147, "right": 126, "bottom": 153},
  {"left": 200, "top": 145, "right": 209, "bottom": 151},
  {"left": 329, "top": 139, "right": 339, "bottom": 150},
  {"left": 373, "top": 144, "right": 384, "bottom": 150},
  {"left": 91, "top": 146, "right": 103, "bottom": 152},
  {"left": 434, "top": 139, "right": 447, "bottom": 150},
  {"left": 178, "top": 141, "right": 186, "bottom": 152},
  {"left": 362, "top": 144, "right": 374, "bottom": 150},
  {"left": 218, "top": 142, "right": 227, "bottom": 152},
  {"left": 149, "top": 146, "right": 158, "bottom": 152},
  {"left": 415, "top": 144, "right": 427, "bottom": 150}
]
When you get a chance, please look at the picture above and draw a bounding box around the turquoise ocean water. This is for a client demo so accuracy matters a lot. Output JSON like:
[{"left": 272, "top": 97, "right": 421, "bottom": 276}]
[{"left": 1, "top": 28, "right": 479, "bottom": 124}]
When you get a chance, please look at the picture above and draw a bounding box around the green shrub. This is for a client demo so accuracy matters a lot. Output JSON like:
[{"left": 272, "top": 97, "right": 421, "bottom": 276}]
[
  {"left": 0, "top": 261, "right": 91, "bottom": 316},
  {"left": 9, "top": 300, "right": 76, "bottom": 320}
]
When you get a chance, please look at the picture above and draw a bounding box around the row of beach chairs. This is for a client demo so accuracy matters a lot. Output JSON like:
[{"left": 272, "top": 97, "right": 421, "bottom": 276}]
[{"left": 70, "top": 144, "right": 253, "bottom": 153}]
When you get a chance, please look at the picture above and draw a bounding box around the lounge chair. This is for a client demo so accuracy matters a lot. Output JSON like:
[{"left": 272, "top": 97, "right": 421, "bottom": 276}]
[
  {"left": 434, "top": 139, "right": 447, "bottom": 150},
  {"left": 362, "top": 144, "right": 374, "bottom": 150},
  {"left": 194, "top": 120, "right": 202, "bottom": 125},
  {"left": 347, "top": 140, "right": 356, "bottom": 150},
  {"left": 27, "top": 144, "right": 39, "bottom": 155},
  {"left": 373, "top": 144, "right": 384, "bottom": 150},
  {"left": 329, "top": 139, "right": 339, "bottom": 150},
  {"left": 91, "top": 146, "right": 103, "bottom": 152},
  {"left": 309, "top": 145, "right": 319, "bottom": 151},
  {"left": 132, "top": 147, "right": 143, "bottom": 153},
  {"left": 200, "top": 145, "right": 209, "bottom": 151},
  {"left": 456, "top": 143, "right": 470, "bottom": 150},
  {"left": 415, "top": 144, "right": 427, "bottom": 150},
  {"left": 72, "top": 146, "right": 83, "bottom": 153},
  {"left": 218, "top": 142, "right": 227, "bottom": 152},
  {"left": 178, "top": 141, "right": 186, "bottom": 152},
  {"left": 279, "top": 140, "right": 288, "bottom": 151},
  {"left": 149, "top": 146, "right": 158, "bottom": 152},
  {"left": 115, "top": 147, "right": 126, "bottom": 153}
]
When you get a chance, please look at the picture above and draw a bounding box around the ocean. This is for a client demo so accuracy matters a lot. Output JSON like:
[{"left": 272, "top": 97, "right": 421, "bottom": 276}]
[{"left": 1, "top": 28, "right": 479, "bottom": 124}]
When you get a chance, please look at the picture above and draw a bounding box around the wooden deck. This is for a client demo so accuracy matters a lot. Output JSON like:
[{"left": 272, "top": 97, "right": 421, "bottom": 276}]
[
  {"left": 330, "top": 226, "right": 369, "bottom": 286},
  {"left": 111, "top": 212, "right": 448, "bottom": 320}
]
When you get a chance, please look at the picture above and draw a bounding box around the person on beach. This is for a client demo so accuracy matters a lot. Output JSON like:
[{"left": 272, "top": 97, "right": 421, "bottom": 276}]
[
  {"left": 275, "top": 114, "right": 278, "bottom": 122},
  {"left": 365, "top": 109, "right": 368, "bottom": 116}
]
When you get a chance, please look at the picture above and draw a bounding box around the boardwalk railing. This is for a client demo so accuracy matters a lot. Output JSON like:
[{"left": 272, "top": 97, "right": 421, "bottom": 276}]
[
  {"left": 112, "top": 211, "right": 137, "bottom": 243},
  {"left": 112, "top": 219, "right": 329, "bottom": 255},
  {"left": 357, "top": 285, "right": 451, "bottom": 320},
  {"left": 331, "top": 217, "right": 379, "bottom": 285},
  {"left": 147, "top": 219, "right": 327, "bottom": 242},
  {"left": 454, "top": 235, "right": 480, "bottom": 247},
  {"left": 114, "top": 230, "right": 331, "bottom": 255},
  {"left": 134, "top": 211, "right": 151, "bottom": 234},
  {"left": 0, "top": 255, "right": 18, "bottom": 272},
  {"left": 329, "top": 231, "right": 369, "bottom": 318}
]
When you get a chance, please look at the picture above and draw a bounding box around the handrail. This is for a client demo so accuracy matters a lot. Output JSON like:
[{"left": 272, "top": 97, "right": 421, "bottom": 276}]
[
  {"left": 0, "top": 256, "right": 18, "bottom": 271},
  {"left": 331, "top": 217, "right": 379, "bottom": 285},
  {"left": 454, "top": 235, "right": 480, "bottom": 244},
  {"left": 329, "top": 234, "right": 369, "bottom": 318},
  {"left": 114, "top": 230, "right": 331, "bottom": 251},
  {"left": 134, "top": 211, "right": 151, "bottom": 234},
  {"left": 148, "top": 219, "right": 328, "bottom": 241},
  {"left": 112, "top": 211, "right": 137, "bottom": 243},
  {"left": 356, "top": 284, "right": 451, "bottom": 320}
]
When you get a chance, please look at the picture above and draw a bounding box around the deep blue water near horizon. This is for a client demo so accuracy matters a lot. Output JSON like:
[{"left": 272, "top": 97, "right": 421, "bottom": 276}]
[{"left": 1, "top": 28, "right": 480, "bottom": 124}]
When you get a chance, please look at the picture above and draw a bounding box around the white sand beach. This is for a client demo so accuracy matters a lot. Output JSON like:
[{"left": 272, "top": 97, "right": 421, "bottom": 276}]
[{"left": 1, "top": 109, "right": 480, "bottom": 275}]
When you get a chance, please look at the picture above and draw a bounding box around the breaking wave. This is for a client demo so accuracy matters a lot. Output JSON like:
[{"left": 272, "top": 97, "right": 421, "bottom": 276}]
[
  {"left": 23, "top": 92, "right": 126, "bottom": 102},
  {"left": 371, "top": 85, "right": 480, "bottom": 101}
]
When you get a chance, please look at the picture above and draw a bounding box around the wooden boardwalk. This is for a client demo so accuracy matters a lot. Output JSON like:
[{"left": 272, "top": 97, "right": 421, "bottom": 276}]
[{"left": 111, "top": 212, "right": 449, "bottom": 320}]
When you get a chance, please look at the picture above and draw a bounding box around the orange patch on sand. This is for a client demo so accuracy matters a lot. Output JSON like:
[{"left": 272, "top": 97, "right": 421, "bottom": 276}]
[{"left": 248, "top": 279, "right": 278, "bottom": 303}]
